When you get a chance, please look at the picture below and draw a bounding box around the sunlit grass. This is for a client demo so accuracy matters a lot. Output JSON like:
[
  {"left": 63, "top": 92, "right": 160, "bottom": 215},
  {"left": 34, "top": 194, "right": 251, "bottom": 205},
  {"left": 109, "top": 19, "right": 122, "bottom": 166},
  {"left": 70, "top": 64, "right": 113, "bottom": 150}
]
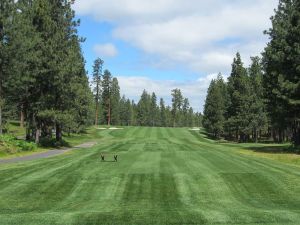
[{"left": 0, "top": 127, "right": 299, "bottom": 224}]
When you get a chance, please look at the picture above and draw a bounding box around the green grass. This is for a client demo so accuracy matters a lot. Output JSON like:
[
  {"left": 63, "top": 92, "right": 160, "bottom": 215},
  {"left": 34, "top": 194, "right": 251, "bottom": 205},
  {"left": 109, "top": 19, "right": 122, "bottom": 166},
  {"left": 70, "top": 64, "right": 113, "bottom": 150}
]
[{"left": 0, "top": 127, "right": 299, "bottom": 225}]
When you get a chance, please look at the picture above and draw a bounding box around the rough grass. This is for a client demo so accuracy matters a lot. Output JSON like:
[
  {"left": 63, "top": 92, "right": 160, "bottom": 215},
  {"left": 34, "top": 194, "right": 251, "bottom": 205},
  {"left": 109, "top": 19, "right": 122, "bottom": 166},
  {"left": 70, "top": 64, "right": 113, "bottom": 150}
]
[
  {"left": 237, "top": 146, "right": 300, "bottom": 167},
  {"left": 0, "top": 127, "right": 299, "bottom": 225}
]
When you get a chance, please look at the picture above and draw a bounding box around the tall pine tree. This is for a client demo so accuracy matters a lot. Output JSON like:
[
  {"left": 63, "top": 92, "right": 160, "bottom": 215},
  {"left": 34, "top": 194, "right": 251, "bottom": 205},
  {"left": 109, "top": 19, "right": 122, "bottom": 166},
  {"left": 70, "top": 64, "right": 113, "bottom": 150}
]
[
  {"left": 171, "top": 88, "right": 183, "bottom": 127},
  {"left": 0, "top": 0, "right": 14, "bottom": 134},
  {"left": 92, "top": 58, "right": 104, "bottom": 126},
  {"left": 203, "top": 74, "right": 226, "bottom": 138},
  {"left": 102, "top": 69, "right": 112, "bottom": 126},
  {"left": 263, "top": 0, "right": 300, "bottom": 146},
  {"left": 227, "top": 53, "right": 251, "bottom": 141},
  {"left": 248, "top": 57, "right": 268, "bottom": 142},
  {"left": 110, "top": 77, "right": 121, "bottom": 125}
]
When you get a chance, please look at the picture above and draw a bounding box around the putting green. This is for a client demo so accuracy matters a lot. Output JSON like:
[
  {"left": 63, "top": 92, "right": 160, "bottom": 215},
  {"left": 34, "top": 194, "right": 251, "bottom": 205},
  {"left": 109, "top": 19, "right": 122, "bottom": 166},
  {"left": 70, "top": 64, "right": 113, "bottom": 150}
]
[{"left": 0, "top": 127, "right": 299, "bottom": 224}]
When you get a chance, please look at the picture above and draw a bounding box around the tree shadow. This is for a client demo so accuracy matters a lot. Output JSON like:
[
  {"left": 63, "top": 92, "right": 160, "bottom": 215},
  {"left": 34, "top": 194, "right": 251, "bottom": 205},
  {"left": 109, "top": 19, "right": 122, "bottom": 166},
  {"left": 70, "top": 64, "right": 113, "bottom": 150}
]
[
  {"left": 199, "top": 130, "right": 219, "bottom": 140},
  {"left": 100, "top": 161, "right": 118, "bottom": 163},
  {"left": 9, "top": 121, "right": 20, "bottom": 127},
  {"left": 78, "top": 130, "right": 89, "bottom": 134},
  {"left": 244, "top": 145, "right": 300, "bottom": 154},
  {"left": 39, "top": 138, "right": 72, "bottom": 148}
]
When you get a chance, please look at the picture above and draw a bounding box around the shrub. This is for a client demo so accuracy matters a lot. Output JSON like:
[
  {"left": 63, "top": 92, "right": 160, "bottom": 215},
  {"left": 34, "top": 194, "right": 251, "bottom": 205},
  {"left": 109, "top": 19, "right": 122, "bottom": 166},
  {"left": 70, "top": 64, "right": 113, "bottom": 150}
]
[
  {"left": 15, "top": 141, "right": 37, "bottom": 151},
  {"left": 0, "top": 135, "right": 37, "bottom": 153}
]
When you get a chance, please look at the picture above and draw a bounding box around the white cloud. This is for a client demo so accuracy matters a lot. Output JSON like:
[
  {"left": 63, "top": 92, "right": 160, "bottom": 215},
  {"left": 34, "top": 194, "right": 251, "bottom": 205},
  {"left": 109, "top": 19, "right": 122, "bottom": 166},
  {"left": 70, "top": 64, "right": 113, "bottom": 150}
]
[
  {"left": 117, "top": 73, "right": 224, "bottom": 112},
  {"left": 74, "top": 0, "right": 277, "bottom": 74},
  {"left": 93, "top": 43, "right": 118, "bottom": 57}
]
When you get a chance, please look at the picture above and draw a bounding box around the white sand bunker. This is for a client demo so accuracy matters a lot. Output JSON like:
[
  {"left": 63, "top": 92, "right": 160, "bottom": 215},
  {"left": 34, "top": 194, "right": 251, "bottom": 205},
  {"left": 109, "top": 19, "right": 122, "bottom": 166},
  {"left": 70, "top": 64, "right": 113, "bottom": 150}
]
[
  {"left": 109, "top": 127, "right": 124, "bottom": 130},
  {"left": 189, "top": 127, "right": 201, "bottom": 131}
]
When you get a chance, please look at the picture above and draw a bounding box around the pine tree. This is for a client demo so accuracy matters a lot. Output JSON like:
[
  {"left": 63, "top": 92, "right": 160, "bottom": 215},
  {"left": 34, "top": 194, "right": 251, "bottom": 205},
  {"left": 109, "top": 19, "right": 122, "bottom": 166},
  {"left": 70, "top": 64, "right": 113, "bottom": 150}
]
[
  {"left": 159, "top": 98, "right": 167, "bottom": 127},
  {"left": 187, "top": 107, "right": 195, "bottom": 127},
  {"left": 171, "top": 88, "right": 183, "bottom": 127},
  {"left": 131, "top": 100, "right": 137, "bottom": 126},
  {"left": 137, "top": 90, "right": 151, "bottom": 126},
  {"left": 110, "top": 77, "right": 121, "bottom": 125},
  {"left": 203, "top": 75, "right": 226, "bottom": 138},
  {"left": 67, "top": 38, "right": 94, "bottom": 133},
  {"left": 102, "top": 70, "right": 112, "bottom": 126},
  {"left": 92, "top": 58, "right": 104, "bottom": 126},
  {"left": 119, "top": 96, "right": 132, "bottom": 126},
  {"left": 165, "top": 106, "right": 173, "bottom": 127},
  {"left": 119, "top": 95, "right": 127, "bottom": 126},
  {"left": 13, "top": 0, "right": 93, "bottom": 143},
  {"left": 263, "top": 0, "right": 300, "bottom": 146},
  {"left": 150, "top": 92, "right": 157, "bottom": 126},
  {"left": 0, "top": 0, "right": 14, "bottom": 134},
  {"left": 248, "top": 57, "right": 268, "bottom": 142},
  {"left": 182, "top": 98, "right": 190, "bottom": 127},
  {"left": 227, "top": 53, "right": 251, "bottom": 141}
]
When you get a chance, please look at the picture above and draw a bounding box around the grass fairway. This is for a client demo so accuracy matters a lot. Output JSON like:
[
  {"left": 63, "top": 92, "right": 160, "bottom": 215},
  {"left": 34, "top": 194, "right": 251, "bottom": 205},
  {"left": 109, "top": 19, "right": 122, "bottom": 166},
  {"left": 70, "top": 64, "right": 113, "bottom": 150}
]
[{"left": 0, "top": 127, "right": 299, "bottom": 225}]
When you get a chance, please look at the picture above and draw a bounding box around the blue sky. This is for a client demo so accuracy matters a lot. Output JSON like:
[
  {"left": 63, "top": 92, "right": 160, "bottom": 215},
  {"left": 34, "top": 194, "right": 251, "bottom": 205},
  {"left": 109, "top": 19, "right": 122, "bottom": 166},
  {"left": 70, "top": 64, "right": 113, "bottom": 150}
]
[
  {"left": 77, "top": 17, "right": 199, "bottom": 81},
  {"left": 73, "top": 0, "right": 278, "bottom": 112}
]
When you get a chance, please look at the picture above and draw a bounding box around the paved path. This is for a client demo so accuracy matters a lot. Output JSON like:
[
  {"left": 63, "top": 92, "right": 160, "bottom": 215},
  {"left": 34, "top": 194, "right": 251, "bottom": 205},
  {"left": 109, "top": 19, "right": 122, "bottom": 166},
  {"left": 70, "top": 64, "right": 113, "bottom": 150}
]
[{"left": 0, "top": 142, "right": 97, "bottom": 164}]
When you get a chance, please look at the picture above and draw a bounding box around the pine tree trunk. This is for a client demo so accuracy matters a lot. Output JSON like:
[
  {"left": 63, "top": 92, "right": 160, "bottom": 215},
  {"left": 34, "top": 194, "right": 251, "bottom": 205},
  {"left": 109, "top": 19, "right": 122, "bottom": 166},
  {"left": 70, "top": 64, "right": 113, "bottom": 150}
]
[
  {"left": 20, "top": 104, "right": 25, "bottom": 128},
  {"left": 293, "top": 121, "right": 300, "bottom": 146},
  {"left": 56, "top": 124, "right": 62, "bottom": 142},
  {"left": 26, "top": 127, "right": 31, "bottom": 141},
  {"left": 0, "top": 72, "right": 2, "bottom": 135},
  {"left": 107, "top": 98, "right": 111, "bottom": 127},
  {"left": 254, "top": 128, "right": 258, "bottom": 143},
  {"left": 0, "top": 104, "right": 2, "bottom": 135},
  {"left": 95, "top": 103, "right": 99, "bottom": 126},
  {"left": 0, "top": 71, "right": 3, "bottom": 135},
  {"left": 26, "top": 114, "right": 32, "bottom": 141},
  {"left": 272, "top": 129, "right": 277, "bottom": 143},
  {"left": 259, "top": 130, "right": 262, "bottom": 140},
  {"left": 35, "top": 128, "right": 40, "bottom": 144},
  {"left": 95, "top": 81, "right": 100, "bottom": 126},
  {"left": 279, "top": 128, "right": 283, "bottom": 143},
  {"left": 235, "top": 129, "right": 239, "bottom": 142}
]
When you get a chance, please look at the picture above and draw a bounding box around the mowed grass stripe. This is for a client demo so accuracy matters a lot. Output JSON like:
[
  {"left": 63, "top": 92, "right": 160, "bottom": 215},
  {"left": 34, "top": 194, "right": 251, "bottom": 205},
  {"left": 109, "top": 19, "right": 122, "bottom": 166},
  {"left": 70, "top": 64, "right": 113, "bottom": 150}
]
[{"left": 0, "top": 127, "right": 299, "bottom": 224}]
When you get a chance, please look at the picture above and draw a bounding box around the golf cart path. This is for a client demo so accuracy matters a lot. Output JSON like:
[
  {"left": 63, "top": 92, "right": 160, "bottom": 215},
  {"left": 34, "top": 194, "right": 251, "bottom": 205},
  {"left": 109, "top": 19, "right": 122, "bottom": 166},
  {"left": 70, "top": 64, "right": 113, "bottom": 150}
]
[{"left": 0, "top": 142, "right": 97, "bottom": 164}]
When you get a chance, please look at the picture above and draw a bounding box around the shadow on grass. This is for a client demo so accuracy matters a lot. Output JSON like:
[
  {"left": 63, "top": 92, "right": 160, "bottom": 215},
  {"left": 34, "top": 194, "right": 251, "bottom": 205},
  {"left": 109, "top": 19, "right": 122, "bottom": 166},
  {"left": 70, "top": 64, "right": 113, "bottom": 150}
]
[
  {"left": 244, "top": 145, "right": 300, "bottom": 154},
  {"left": 39, "top": 138, "right": 72, "bottom": 148},
  {"left": 199, "top": 130, "right": 219, "bottom": 141},
  {"left": 78, "top": 130, "right": 89, "bottom": 135},
  {"left": 8, "top": 121, "right": 20, "bottom": 127},
  {"left": 199, "top": 129, "right": 300, "bottom": 155}
]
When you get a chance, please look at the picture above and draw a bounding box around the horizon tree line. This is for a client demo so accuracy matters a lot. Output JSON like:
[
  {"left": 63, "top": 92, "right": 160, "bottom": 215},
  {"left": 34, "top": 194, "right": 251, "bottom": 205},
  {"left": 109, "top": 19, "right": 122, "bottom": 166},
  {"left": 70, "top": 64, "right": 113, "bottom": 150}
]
[{"left": 92, "top": 58, "right": 202, "bottom": 128}]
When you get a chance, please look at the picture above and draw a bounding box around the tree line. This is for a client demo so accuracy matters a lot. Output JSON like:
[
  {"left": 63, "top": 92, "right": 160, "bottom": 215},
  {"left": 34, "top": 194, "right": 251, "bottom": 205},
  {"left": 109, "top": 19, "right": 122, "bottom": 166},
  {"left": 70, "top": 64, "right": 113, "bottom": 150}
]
[
  {"left": 203, "top": 0, "right": 300, "bottom": 146},
  {"left": 92, "top": 58, "right": 202, "bottom": 128}
]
